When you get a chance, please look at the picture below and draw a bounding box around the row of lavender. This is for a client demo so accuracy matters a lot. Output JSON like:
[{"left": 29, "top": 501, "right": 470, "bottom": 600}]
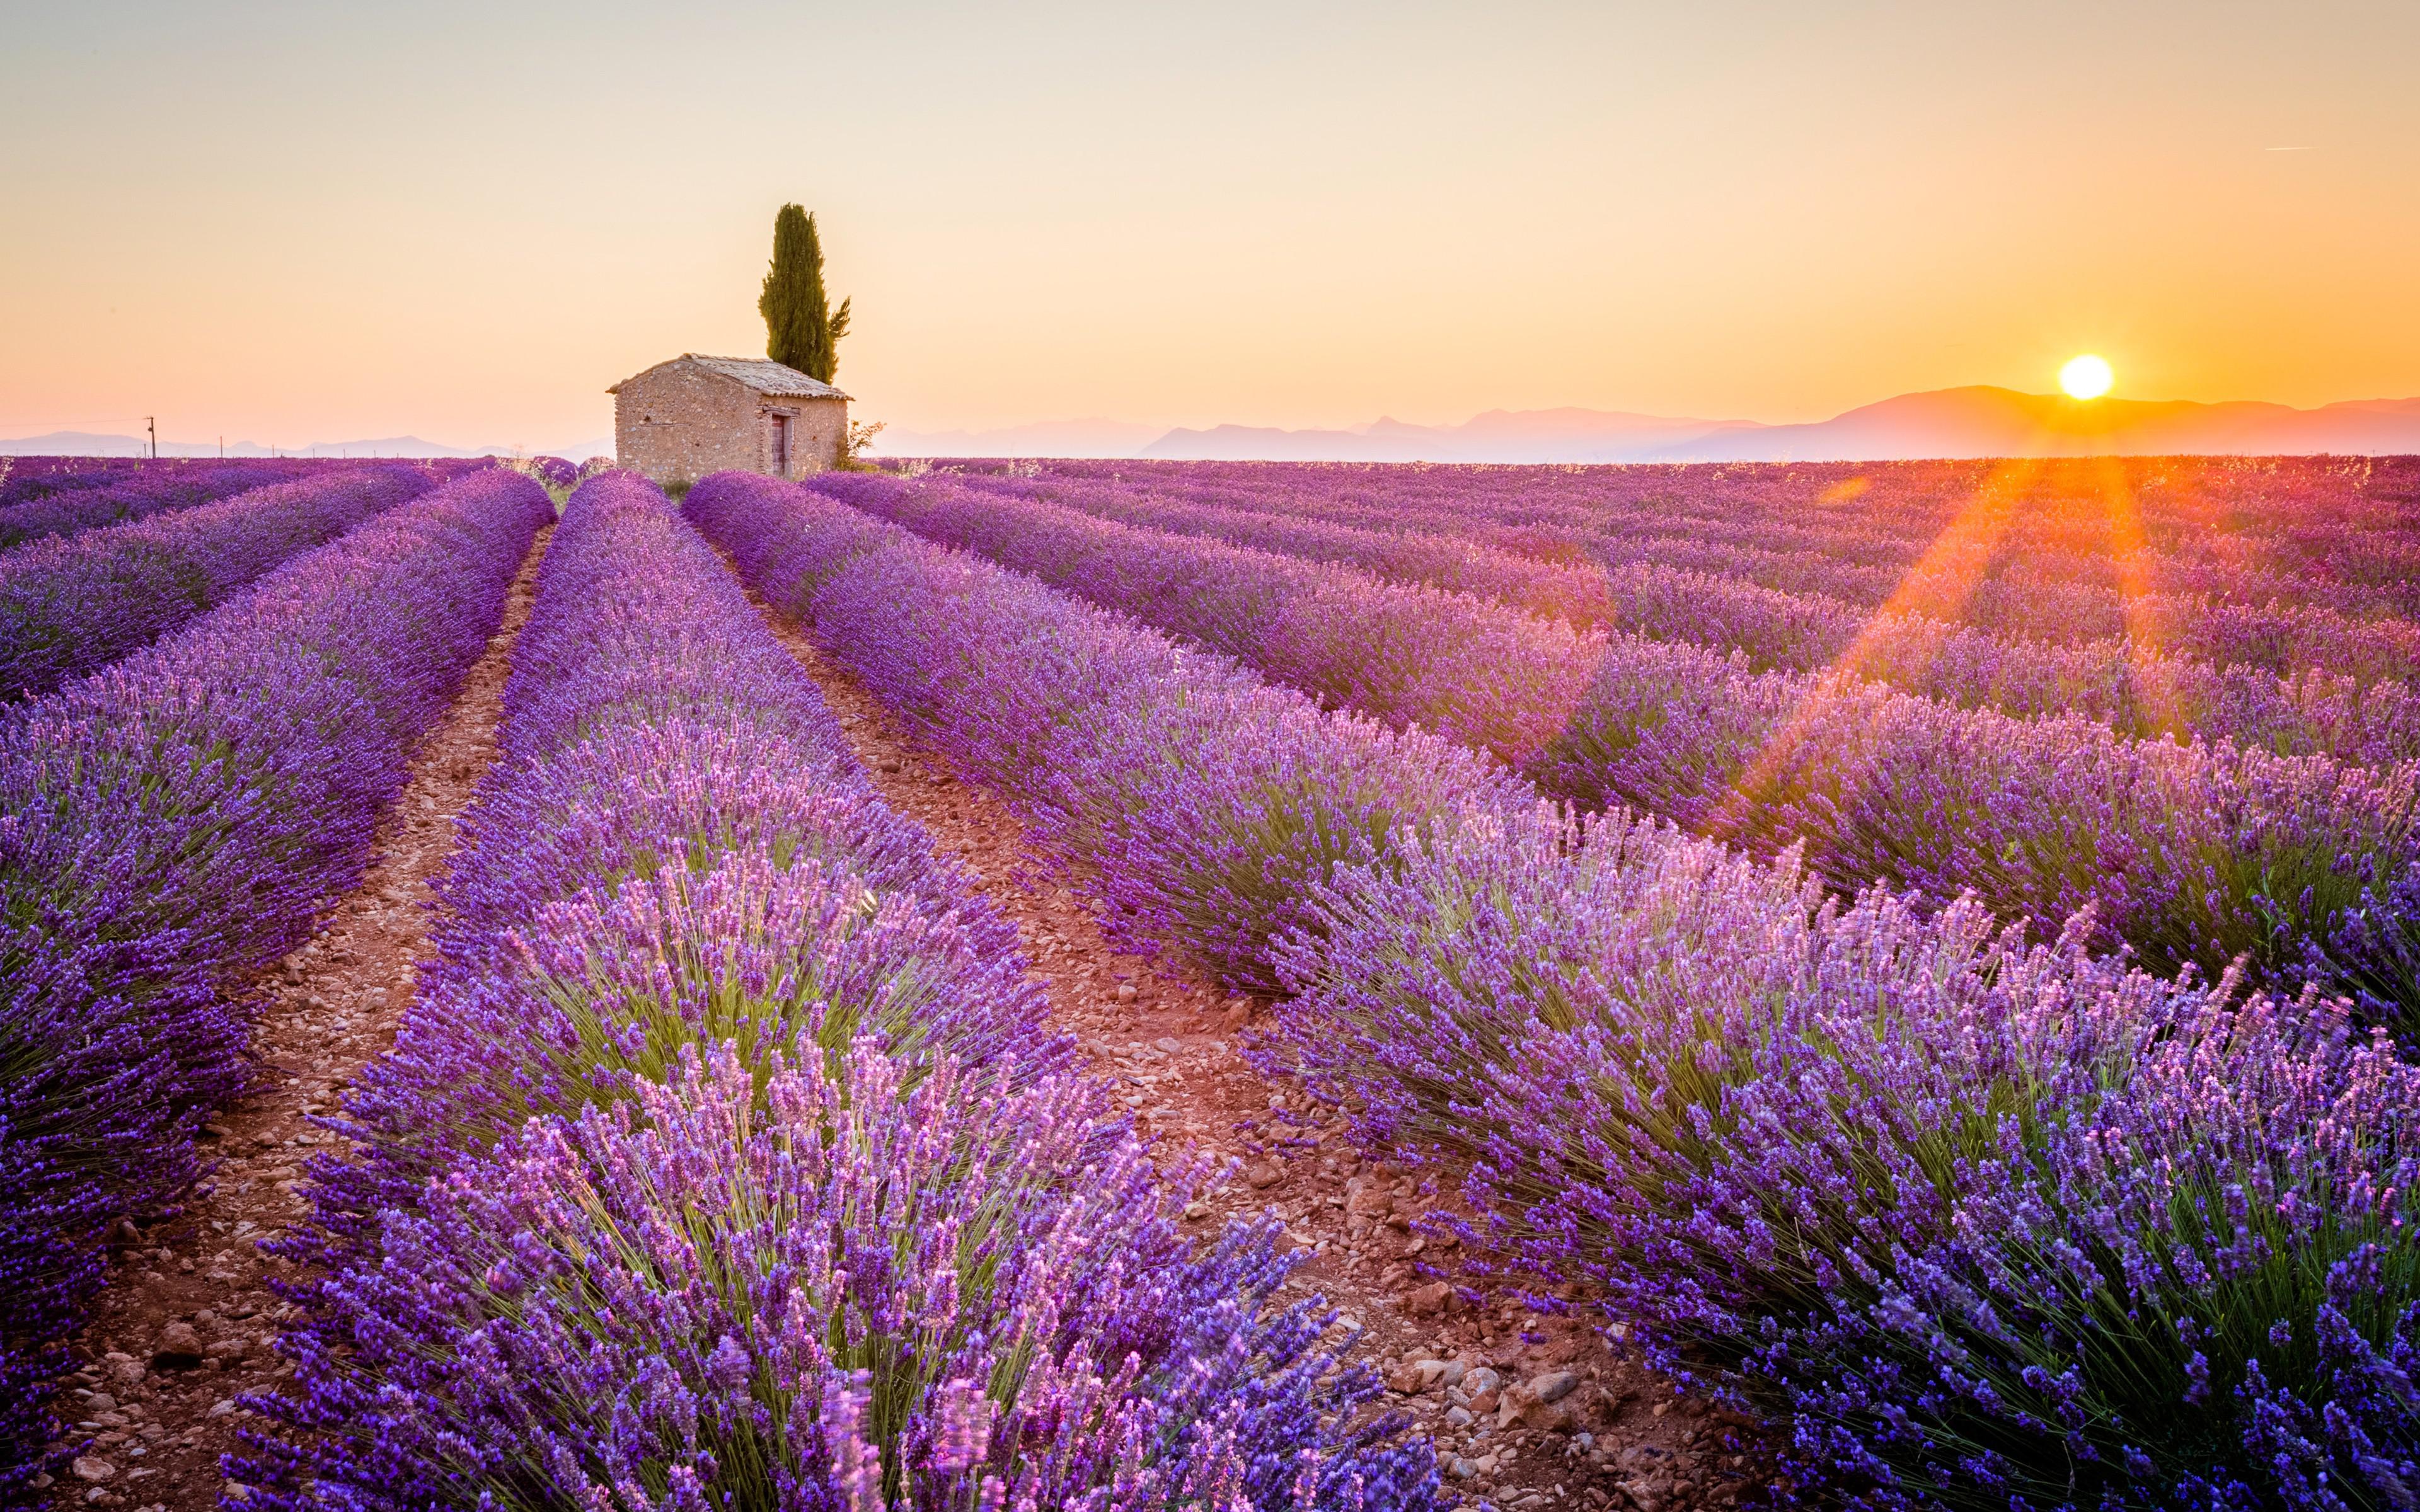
[
  {"left": 1010, "top": 458, "right": 2420, "bottom": 699},
  {"left": 1117, "top": 455, "right": 2420, "bottom": 576},
  {"left": 1027, "top": 456, "right": 2420, "bottom": 624},
  {"left": 231, "top": 474, "right": 1432, "bottom": 1511},
  {"left": 693, "top": 468, "right": 2420, "bottom": 1512},
  {"left": 0, "top": 457, "right": 256, "bottom": 510},
  {"left": 817, "top": 471, "right": 2420, "bottom": 1032},
  {"left": 0, "top": 456, "right": 126, "bottom": 508},
  {"left": 962, "top": 469, "right": 2420, "bottom": 766},
  {"left": 0, "top": 471, "right": 552, "bottom": 1496},
  {"left": 1569, "top": 518, "right": 2420, "bottom": 682},
  {"left": 0, "top": 460, "right": 331, "bottom": 551},
  {"left": 0, "top": 464, "right": 444, "bottom": 701},
  {"left": 1008, "top": 458, "right": 2420, "bottom": 690}
]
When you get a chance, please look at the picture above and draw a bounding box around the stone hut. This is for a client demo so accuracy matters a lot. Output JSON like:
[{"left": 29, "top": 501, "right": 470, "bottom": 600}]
[{"left": 608, "top": 354, "right": 851, "bottom": 484}]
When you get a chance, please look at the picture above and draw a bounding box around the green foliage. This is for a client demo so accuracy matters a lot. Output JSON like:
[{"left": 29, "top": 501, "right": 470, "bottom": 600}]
[
  {"left": 838, "top": 420, "right": 887, "bottom": 471},
  {"left": 758, "top": 203, "right": 851, "bottom": 384}
]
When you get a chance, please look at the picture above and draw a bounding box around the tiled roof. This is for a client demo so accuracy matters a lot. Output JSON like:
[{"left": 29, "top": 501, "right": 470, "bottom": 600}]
[
  {"left": 609, "top": 354, "right": 851, "bottom": 400},
  {"left": 677, "top": 354, "right": 851, "bottom": 401}
]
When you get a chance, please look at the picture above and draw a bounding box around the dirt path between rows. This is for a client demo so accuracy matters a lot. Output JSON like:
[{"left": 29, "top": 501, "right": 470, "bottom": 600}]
[
  {"left": 43, "top": 527, "right": 549, "bottom": 1512},
  {"left": 736, "top": 577, "right": 1767, "bottom": 1512}
]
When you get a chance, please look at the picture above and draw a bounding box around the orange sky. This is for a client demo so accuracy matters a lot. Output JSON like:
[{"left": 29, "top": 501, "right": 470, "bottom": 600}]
[{"left": 3, "top": 1, "right": 2415, "bottom": 450}]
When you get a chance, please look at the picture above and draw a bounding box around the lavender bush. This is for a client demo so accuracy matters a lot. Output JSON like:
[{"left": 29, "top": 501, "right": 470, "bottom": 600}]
[
  {"left": 0, "top": 463, "right": 436, "bottom": 699},
  {"left": 703, "top": 469, "right": 2420, "bottom": 1509},
  {"left": 688, "top": 471, "right": 1529, "bottom": 994},
  {"left": 1274, "top": 803, "right": 2420, "bottom": 1509},
  {"left": 507, "top": 453, "right": 582, "bottom": 503},
  {"left": 237, "top": 474, "right": 1435, "bottom": 1511},
  {"left": 1539, "top": 639, "right": 2420, "bottom": 1006},
  {"left": 247, "top": 1040, "right": 1426, "bottom": 1512},
  {"left": 1020, "top": 457, "right": 2420, "bottom": 626},
  {"left": 993, "top": 471, "right": 2420, "bottom": 767},
  {"left": 1020, "top": 456, "right": 2420, "bottom": 676},
  {"left": 814, "top": 474, "right": 1600, "bottom": 769},
  {"left": 0, "top": 456, "right": 132, "bottom": 510},
  {"left": 0, "top": 469, "right": 550, "bottom": 1496},
  {"left": 812, "top": 471, "right": 2420, "bottom": 1024},
  {"left": 0, "top": 459, "right": 318, "bottom": 551},
  {"left": 304, "top": 474, "right": 1064, "bottom": 1237}
]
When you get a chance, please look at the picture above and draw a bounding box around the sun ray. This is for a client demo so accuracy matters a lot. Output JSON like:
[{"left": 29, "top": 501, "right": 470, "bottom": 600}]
[
  {"left": 1704, "top": 457, "right": 2044, "bottom": 867},
  {"left": 2088, "top": 455, "right": 2188, "bottom": 741}
]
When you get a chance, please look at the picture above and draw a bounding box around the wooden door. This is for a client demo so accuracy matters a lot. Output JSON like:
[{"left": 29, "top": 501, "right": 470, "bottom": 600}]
[{"left": 770, "top": 414, "right": 791, "bottom": 476}]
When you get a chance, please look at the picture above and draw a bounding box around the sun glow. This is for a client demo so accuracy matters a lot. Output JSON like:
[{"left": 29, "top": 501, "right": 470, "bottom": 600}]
[{"left": 2060, "top": 354, "right": 2115, "bottom": 400}]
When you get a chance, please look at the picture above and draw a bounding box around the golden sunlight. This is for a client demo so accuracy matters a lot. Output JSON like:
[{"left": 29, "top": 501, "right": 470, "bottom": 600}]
[{"left": 2059, "top": 353, "right": 2115, "bottom": 400}]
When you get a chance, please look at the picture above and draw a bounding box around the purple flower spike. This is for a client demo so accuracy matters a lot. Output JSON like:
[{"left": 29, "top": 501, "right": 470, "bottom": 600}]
[{"left": 1, "top": 462, "right": 440, "bottom": 699}]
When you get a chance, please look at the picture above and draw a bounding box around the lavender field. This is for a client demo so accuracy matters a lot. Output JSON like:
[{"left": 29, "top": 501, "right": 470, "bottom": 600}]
[{"left": 6, "top": 454, "right": 2418, "bottom": 1512}]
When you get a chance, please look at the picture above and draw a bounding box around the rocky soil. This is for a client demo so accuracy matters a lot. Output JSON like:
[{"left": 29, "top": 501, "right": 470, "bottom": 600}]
[{"left": 40, "top": 530, "right": 547, "bottom": 1511}]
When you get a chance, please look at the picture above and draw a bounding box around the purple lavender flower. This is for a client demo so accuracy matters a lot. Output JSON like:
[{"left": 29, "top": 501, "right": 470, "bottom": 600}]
[
  {"left": 248, "top": 1043, "right": 1424, "bottom": 1511},
  {"left": 695, "top": 462, "right": 2420, "bottom": 1509},
  {"left": 0, "top": 463, "right": 439, "bottom": 699},
  {"left": 688, "top": 470, "right": 1531, "bottom": 994},
  {"left": 1277, "top": 799, "right": 2420, "bottom": 1509},
  {"left": 0, "top": 457, "right": 325, "bottom": 551},
  {"left": 989, "top": 467, "right": 2420, "bottom": 766},
  {"left": 0, "top": 469, "right": 550, "bottom": 1494},
  {"left": 235, "top": 474, "right": 1436, "bottom": 1511},
  {"left": 798, "top": 467, "right": 2420, "bottom": 1024}
]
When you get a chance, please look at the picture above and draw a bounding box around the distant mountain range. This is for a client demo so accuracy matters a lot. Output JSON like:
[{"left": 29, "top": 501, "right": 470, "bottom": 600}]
[
  {"left": 0, "top": 431, "right": 614, "bottom": 461},
  {"left": 1646, "top": 389, "right": 2420, "bottom": 464},
  {"left": 875, "top": 419, "right": 1163, "bottom": 459},
  {"left": 1136, "top": 408, "right": 1752, "bottom": 463},
  {"left": 880, "top": 388, "right": 2420, "bottom": 463}
]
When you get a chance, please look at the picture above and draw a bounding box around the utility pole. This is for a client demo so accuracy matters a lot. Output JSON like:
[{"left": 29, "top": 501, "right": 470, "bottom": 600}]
[{"left": 146, "top": 416, "right": 156, "bottom": 459}]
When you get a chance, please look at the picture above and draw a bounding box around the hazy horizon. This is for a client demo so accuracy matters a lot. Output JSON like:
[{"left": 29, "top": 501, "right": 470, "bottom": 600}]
[
  {"left": 5, "top": 1, "right": 2417, "bottom": 450},
  {"left": 16, "top": 378, "right": 2420, "bottom": 464}
]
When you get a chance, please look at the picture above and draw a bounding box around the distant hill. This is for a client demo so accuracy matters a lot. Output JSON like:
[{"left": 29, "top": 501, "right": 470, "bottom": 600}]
[
  {"left": 1645, "top": 387, "right": 2420, "bottom": 462},
  {"left": 876, "top": 419, "right": 1163, "bottom": 459},
  {"left": 0, "top": 431, "right": 209, "bottom": 457},
  {"left": 295, "top": 436, "right": 490, "bottom": 459},
  {"left": 1142, "top": 408, "right": 1756, "bottom": 462},
  {"left": 1132, "top": 391, "right": 2420, "bottom": 463}
]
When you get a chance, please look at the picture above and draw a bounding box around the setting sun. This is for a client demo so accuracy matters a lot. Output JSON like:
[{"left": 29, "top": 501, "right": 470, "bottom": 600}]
[{"left": 2060, "top": 353, "right": 2115, "bottom": 400}]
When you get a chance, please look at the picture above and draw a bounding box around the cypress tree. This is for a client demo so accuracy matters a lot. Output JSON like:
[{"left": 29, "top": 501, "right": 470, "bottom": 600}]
[{"left": 758, "top": 203, "right": 851, "bottom": 383}]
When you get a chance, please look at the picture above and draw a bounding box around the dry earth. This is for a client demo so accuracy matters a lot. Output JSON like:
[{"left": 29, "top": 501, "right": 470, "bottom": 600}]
[
  {"left": 40, "top": 529, "right": 548, "bottom": 1511},
  {"left": 737, "top": 579, "right": 1777, "bottom": 1512}
]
